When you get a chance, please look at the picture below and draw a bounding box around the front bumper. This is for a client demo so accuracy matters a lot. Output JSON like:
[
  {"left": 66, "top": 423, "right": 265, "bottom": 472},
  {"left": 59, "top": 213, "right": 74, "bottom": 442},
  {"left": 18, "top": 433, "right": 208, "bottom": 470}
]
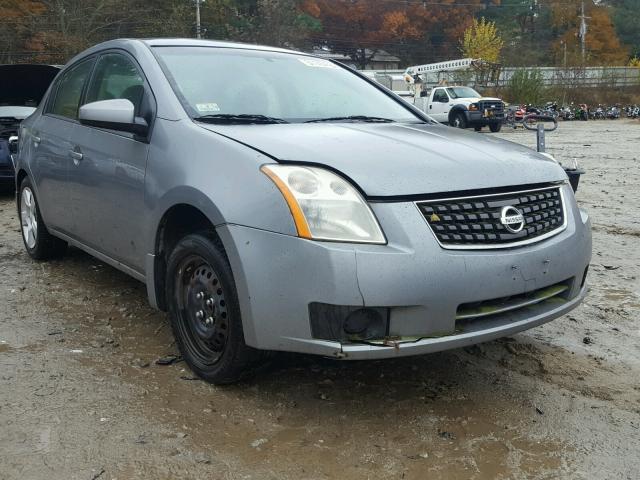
[
  {"left": 466, "top": 110, "right": 504, "bottom": 125},
  {"left": 0, "top": 140, "right": 15, "bottom": 184},
  {"left": 219, "top": 183, "right": 591, "bottom": 359}
]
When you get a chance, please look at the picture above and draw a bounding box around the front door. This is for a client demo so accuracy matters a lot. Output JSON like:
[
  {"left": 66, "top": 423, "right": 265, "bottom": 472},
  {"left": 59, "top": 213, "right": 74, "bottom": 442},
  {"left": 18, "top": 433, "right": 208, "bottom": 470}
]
[
  {"left": 68, "top": 52, "right": 152, "bottom": 272},
  {"left": 429, "top": 88, "right": 451, "bottom": 123}
]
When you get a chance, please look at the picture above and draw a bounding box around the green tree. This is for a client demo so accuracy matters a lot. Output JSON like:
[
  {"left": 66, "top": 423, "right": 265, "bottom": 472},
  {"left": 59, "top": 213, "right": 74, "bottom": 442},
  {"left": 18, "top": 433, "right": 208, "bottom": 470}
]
[
  {"left": 506, "top": 68, "right": 546, "bottom": 104},
  {"left": 483, "top": 0, "right": 555, "bottom": 66},
  {"left": 611, "top": 0, "right": 640, "bottom": 58},
  {"left": 229, "top": 0, "right": 320, "bottom": 47}
]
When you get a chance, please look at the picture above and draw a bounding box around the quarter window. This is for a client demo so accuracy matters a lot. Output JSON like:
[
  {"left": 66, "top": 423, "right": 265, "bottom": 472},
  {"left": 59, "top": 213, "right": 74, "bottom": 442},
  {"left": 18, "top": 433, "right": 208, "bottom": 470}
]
[
  {"left": 85, "top": 54, "right": 145, "bottom": 116},
  {"left": 48, "top": 60, "right": 94, "bottom": 120}
]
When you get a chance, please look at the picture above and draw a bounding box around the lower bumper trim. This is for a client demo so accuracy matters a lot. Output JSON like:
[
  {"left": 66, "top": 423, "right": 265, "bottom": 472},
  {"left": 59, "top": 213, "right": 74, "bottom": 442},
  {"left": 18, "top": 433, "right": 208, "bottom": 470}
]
[{"left": 336, "top": 285, "right": 586, "bottom": 360}]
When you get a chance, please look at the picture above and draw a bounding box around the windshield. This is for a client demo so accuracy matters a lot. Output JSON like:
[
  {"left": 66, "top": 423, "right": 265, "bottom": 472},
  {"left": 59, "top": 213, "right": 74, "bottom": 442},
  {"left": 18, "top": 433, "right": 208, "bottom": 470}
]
[
  {"left": 446, "top": 87, "right": 481, "bottom": 99},
  {"left": 154, "top": 47, "right": 421, "bottom": 123}
]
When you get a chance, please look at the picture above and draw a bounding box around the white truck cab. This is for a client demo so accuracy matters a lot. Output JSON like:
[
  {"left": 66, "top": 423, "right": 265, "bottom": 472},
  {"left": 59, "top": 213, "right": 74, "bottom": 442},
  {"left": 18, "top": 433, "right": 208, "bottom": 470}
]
[
  {"left": 415, "top": 85, "right": 505, "bottom": 132},
  {"left": 401, "top": 58, "right": 505, "bottom": 132}
]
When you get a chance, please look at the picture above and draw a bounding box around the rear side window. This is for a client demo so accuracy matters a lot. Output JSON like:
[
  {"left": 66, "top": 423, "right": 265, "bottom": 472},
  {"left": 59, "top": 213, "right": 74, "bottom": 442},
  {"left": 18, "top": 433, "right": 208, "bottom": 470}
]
[
  {"left": 85, "top": 54, "right": 145, "bottom": 116},
  {"left": 48, "top": 60, "right": 94, "bottom": 120}
]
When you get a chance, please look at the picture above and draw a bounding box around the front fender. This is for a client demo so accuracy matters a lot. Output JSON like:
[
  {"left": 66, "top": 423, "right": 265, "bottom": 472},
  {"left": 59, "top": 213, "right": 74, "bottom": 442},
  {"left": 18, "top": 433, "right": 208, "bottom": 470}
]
[
  {"left": 145, "top": 185, "right": 225, "bottom": 254},
  {"left": 448, "top": 105, "right": 469, "bottom": 122},
  {"left": 144, "top": 119, "right": 300, "bottom": 256}
]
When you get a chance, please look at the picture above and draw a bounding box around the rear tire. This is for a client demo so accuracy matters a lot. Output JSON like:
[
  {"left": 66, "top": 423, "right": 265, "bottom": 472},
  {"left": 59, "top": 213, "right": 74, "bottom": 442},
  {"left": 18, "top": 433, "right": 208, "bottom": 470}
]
[
  {"left": 165, "top": 233, "right": 262, "bottom": 384},
  {"left": 18, "top": 177, "right": 67, "bottom": 260},
  {"left": 489, "top": 122, "right": 502, "bottom": 133}
]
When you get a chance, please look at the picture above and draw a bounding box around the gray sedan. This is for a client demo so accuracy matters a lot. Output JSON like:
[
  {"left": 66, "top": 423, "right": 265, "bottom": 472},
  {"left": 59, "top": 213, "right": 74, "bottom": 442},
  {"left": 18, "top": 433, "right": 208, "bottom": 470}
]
[{"left": 15, "top": 39, "right": 591, "bottom": 384}]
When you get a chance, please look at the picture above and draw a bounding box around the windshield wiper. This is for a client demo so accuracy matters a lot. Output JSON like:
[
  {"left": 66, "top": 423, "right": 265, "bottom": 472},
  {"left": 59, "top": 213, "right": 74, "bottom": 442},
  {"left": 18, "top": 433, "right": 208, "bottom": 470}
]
[
  {"left": 305, "top": 115, "right": 396, "bottom": 123},
  {"left": 194, "top": 114, "right": 289, "bottom": 124}
]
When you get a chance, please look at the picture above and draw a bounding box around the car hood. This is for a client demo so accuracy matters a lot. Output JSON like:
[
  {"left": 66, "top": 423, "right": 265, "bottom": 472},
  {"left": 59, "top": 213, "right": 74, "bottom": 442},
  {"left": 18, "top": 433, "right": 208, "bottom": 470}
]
[
  {"left": 0, "top": 64, "right": 60, "bottom": 109},
  {"left": 456, "top": 97, "right": 502, "bottom": 103},
  {"left": 0, "top": 106, "right": 36, "bottom": 120},
  {"left": 201, "top": 122, "right": 567, "bottom": 197}
]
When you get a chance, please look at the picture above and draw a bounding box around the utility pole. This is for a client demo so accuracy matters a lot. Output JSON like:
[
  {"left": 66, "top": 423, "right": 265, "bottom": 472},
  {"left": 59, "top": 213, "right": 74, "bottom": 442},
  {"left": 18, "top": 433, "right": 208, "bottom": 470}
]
[
  {"left": 195, "top": 0, "right": 204, "bottom": 39},
  {"left": 578, "top": 1, "right": 590, "bottom": 64}
]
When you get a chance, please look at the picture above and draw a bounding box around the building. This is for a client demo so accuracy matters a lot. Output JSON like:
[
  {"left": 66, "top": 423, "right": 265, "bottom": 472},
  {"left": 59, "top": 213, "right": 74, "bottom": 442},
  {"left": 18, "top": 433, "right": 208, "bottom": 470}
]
[{"left": 310, "top": 47, "right": 401, "bottom": 70}]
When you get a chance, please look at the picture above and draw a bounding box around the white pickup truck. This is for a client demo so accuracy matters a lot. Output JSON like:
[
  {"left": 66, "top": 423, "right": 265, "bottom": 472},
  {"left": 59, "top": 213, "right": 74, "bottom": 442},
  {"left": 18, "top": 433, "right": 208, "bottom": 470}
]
[{"left": 413, "top": 86, "right": 505, "bottom": 132}]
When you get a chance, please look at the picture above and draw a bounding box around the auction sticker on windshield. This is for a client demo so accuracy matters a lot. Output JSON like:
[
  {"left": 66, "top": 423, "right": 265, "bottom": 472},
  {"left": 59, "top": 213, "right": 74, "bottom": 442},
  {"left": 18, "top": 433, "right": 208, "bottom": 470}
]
[
  {"left": 298, "top": 58, "right": 338, "bottom": 69},
  {"left": 196, "top": 103, "right": 221, "bottom": 113}
]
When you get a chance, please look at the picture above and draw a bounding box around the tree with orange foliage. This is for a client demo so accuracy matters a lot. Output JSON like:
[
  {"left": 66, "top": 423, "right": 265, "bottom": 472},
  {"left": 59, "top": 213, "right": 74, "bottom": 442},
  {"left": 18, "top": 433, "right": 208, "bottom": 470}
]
[
  {"left": 302, "top": 0, "right": 496, "bottom": 69},
  {"left": 0, "top": 0, "right": 46, "bottom": 63},
  {"left": 551, "top": 1, "right": 629, "bottom": 66}
]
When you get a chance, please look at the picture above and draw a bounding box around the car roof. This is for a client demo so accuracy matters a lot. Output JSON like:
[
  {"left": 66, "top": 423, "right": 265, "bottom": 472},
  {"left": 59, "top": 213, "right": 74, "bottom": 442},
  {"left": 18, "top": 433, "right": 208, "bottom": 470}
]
[
  {"left": 68, "top": 38, "right": 305, "bottom": 63},
  {"left": 141, "top": 38, "right": 302, "bottom": 55}
]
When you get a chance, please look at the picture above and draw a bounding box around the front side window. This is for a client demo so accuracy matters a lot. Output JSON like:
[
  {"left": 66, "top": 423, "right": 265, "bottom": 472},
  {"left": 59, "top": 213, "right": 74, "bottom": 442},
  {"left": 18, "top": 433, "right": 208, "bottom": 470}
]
[
  {"left": 154, "top": 47, "right": 421, "bottom": 123},
  {"left": 85, "top": 53, "right": 145, "bottom": 116},
  {"left": 48, "top": 59, "right": 94, "bottom": 120},
  {"left": 433, "top": 89, "right": 449, "bottom": 103}
]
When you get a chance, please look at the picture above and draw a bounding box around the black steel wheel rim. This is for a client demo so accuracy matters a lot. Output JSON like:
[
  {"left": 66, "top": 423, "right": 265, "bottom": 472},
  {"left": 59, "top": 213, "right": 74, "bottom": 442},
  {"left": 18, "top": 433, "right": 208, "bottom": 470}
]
[{"left": 175, "top": 255, "right": 229, "bottom": 366}]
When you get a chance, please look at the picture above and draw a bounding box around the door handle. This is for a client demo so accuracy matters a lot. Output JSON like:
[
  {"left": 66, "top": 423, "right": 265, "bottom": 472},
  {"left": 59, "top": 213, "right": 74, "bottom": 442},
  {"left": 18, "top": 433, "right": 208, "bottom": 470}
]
[{"left": 69, "top": 150, "right": 84, "bottom": 164}]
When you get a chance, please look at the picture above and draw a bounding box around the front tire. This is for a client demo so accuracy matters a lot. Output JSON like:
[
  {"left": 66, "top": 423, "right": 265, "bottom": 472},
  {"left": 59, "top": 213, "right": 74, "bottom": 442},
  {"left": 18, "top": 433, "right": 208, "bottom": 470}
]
[
  {"left": 165, "top": 233, "right": 261, "bottom": 384},
  {"left": 489, "top": 122, "right": 502, "bottom": 133},
  {"left": 452, "top": 112, "right": 467, "bottom": 129},
  {"left": 18, "top": 177, "right": 67, "bottom": 260}
]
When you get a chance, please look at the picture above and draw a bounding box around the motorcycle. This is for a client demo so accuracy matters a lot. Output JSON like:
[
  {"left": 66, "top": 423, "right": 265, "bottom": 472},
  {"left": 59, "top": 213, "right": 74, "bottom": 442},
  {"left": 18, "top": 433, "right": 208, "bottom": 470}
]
[
  {"left": 575, "top": 104, "right": 589, "bottom": 121},
  {"left": 606, "top": 105, "right": 620, "bottom": 119}
]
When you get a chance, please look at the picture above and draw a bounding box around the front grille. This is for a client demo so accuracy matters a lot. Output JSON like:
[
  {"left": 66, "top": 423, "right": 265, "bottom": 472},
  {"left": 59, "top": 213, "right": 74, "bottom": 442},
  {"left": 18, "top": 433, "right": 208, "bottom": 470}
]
[
  {"left": 478, "top": 100, "right": 504, "bottom": 113},
  {"left": 417, "top": 185, "right": 566, "bottom": 249},
  {"left": 0, "top": 118, "right": 20, "bottom": 139},
  {"left": 456, "top": 279, "right": 572, "bottom": 327}
]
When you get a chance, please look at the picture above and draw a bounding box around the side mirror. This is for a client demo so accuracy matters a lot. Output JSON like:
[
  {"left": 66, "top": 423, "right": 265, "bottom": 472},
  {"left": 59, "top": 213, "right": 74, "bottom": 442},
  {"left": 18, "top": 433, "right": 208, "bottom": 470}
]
[{"left": 79, "top": 99, "right": 148, "bottom": 137}]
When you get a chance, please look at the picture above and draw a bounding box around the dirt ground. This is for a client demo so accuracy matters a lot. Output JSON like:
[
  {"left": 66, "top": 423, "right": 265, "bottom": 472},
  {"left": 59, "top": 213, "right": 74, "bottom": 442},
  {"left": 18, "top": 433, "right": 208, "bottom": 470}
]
[{"left": 1, "top": 120, "right": 639, "bottom": 480}]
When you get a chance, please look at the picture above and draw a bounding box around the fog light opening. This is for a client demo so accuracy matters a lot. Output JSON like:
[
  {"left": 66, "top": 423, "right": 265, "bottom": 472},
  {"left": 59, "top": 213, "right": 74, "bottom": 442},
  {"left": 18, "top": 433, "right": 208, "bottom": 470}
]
[{"left": 344, "top": 308, "right": 387, "bottom": 339}]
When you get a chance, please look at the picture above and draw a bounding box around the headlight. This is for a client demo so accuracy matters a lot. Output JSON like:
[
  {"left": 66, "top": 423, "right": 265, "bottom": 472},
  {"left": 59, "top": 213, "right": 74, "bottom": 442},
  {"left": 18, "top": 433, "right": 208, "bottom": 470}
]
[
  {"left": 469, "top": 103, "right": 479, "bottom": 111},
  {"left": 261, "top": 164, "right": 386, "bottom": 244}
]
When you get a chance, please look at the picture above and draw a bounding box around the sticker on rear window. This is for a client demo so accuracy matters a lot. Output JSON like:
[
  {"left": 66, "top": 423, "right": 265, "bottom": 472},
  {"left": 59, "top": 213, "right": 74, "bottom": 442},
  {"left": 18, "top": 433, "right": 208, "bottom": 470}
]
[
  {"left": 196, "top": 103, "right": 221, "bottom": 112},
  {"left": 298, "top": 58, "right": 338, "bottom": 69}
]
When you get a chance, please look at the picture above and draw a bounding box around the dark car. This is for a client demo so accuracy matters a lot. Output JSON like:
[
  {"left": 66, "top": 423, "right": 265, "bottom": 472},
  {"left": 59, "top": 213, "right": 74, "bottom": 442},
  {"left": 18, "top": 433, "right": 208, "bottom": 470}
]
[{"left": 0, "top": 64, "right": 60, "bottom": 190}]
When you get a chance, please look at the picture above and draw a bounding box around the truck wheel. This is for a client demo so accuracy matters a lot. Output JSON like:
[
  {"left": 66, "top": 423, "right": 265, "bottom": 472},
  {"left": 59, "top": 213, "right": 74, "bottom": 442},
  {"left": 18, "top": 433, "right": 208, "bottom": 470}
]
[
  {"left": 452, "top": 112, "right": 467, "bottom": 129},
  {"left": 165, "top": 233, "right": 262, "bottom": 384},
  {"left": 18, "top": 177, "right": 67, "bottom": 260},
  {"left": 489, "top": 123, "right": 502, "bottom": 133}
]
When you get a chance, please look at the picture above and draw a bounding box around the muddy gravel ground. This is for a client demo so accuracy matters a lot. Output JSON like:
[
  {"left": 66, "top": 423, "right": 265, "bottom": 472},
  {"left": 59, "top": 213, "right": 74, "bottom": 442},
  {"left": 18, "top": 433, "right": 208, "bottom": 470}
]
[{"left": 1, "top": 120, "right": 639, "bottom": 480}]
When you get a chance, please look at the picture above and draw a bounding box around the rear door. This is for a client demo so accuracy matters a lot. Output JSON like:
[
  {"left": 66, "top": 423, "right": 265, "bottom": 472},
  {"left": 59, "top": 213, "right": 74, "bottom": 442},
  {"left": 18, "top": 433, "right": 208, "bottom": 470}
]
[
  {"left": 429, "top": 88, "right": 451, "bottom": 123},
  {"left": 30, "top": 58, "right": 94, "bottom": 234},
  {"left": 69, "top": 51, "right": 153, "bottom": 271}
]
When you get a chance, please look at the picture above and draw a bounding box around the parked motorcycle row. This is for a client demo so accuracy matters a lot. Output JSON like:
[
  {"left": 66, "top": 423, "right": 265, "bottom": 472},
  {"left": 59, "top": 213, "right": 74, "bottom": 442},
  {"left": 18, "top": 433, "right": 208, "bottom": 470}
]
[{"left": 505, "top": 102, "right": 640, "bottom": 128}]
